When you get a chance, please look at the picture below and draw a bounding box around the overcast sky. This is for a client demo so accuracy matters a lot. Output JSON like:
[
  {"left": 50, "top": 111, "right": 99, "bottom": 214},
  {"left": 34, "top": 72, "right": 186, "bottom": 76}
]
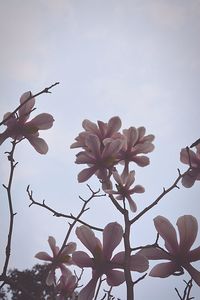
[{"left": 0, "top": 1, "right": 200, "bottom": 299}]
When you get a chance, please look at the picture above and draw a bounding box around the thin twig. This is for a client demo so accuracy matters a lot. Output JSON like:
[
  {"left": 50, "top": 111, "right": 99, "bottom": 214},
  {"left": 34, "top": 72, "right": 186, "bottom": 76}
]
[
  {"left": 1, "top": 141, "right": 18, "bottom": 280},
  {"left": 130, "top": 166, "right": 191, "bottom": 224},
  {"left": 26, "top": 185, "right": 104, "bottom": 232}
]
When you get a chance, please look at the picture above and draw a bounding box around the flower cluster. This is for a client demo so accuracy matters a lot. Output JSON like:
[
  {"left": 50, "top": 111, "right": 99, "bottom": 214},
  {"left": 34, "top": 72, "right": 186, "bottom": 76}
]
[{"left": 71, "top": 116, "right": 154, "bottom": 212}]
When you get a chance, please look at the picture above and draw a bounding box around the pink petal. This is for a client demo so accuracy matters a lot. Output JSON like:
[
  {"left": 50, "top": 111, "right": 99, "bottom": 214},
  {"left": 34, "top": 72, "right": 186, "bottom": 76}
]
[
  {"left": 189, "top": 246, "right": 200, "bottom": 262},
  {"left": 76, "top": 226, "right": 102, "bottom": 255},
  {"left": 149, "top": 262, "right": 177, "bottom": 277},
  {"left": 177, "top": 215, "right": 198, "bottom": 253},
  {"left": 19, "top": 91, "right": 35, "bottom": 122},
  {"left": 29, "top": 113, "right": 54, "bottom": 129},
  {"left": 0, "top": 130, "right": 10, "bottom": 145},
  {"left": 106, "top": 270, "right": 125, "bottom": 286},
  {"left": 62, "top": 242, "right": 76, "bottom": 255},
  {"left": 102, "top": 139, "right": 123, "bottom": 158},
  {"left": 72, "top": 251, "right": 94, "bottom": 268},
  {"left": 28, "top": 136, "right": 48, "bottom": 154},
  {"left": 103, "top": 222, "right": 123, "bottom": 260},
  {"left": 126, "top": 195, "right": 137, "bottom": 212},
  {"left": 124, "top": 127, "right": 138, "bottom": 148},
  {"left": 137, "top": 247, "right": 171, "bottom": 260},
  {"left": 82, "top": 119, "right": 99, "bottom": 134},
  {"left": 129, "top": 254, "right": 149, "bottom": 272},
  {"left": 125, "top": 171, "right": 135, "bottom": 187},
  {"left": 85, "top": 135, "right": 101, "bottom": 157},
  {"left": 133, "top": 156, "right": 149, "bottom": 167},
  {"left": 46, "top": 269, "right": 56, "bottom": 286},
  {"left": 112, "top": 171, "right": 123, "bottom": 185},
  {"left": 154, "top": 216, "right": 179, "bottom": 254},
  {"left": 107, "top": 116, "right": 122, "bottom": 136},
  {"left": 131, "top": 185, "right": 145, "bottom": 194},
  {"left": 78, "top": 276, "right": 98, "bottom": 300},
  {"left": 185, "top": 264, "right": 200, "bottom": 286},
  {"left": 111, "top": 251, "right": 124, "bottom": 266},
  {"left": 181, "top": 172, "right": 197, "bottom": 188},
  {"left": 35, "top": 251, "right": 52, "bottom": 261},
  {"left": 77, "top": 166, "right": 96, "bottom": 182},
  {"left": 48, "top": 236, "right": 59, "bottom": 256},
  {"left": 180, "top": 148, "right": 196, "bottom": 165}
]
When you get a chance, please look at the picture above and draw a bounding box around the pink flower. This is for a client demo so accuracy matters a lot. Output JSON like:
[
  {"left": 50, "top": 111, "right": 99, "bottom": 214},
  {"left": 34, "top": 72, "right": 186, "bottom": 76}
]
[
  {"left": 56, "top": 268, "right": 77, "bottom": 300},
  {"left": 180, "top": 146, "right": 200, "bottom": 187},
  {"left": 0, "top": 91, "right": 54, "bottom": 154},
  {"left": 138, "top": 215, "right": 200, "bottom": 286},
  {"left": 104, "top": 170, "right": 145, "bottom": 212},
  {"left": 35, "top": 236, "right": 76, "bottom": 285},
  {"left": 119, "top": 127, "right": 154, "bottom": 167},
  {"left": 75, "top": 134, "right": 123, "bottom": 183},
  {"left": 70, "top": 116, "right": 122, "bottom": 149},
  {"left": 72, "top": 222, "right": 148, "bottom": 300}
]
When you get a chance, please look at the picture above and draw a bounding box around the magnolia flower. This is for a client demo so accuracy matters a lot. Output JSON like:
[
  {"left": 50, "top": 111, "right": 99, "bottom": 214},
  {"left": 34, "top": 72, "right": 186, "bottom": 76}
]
[
  {"left": 138, "top": 215, "right": 200, "bottom": 286},
  {"left": 119, "top": 127, "right": 154, "bottom": 167},
  {"left": 72, "top": 222, "right": 148, "bottom": 300},
  {"left": 70, "top": 116, "right": 122, "bottom": 149},
  {"left": 35, "top": 236, "right": 76, "bottom": 285},
  {"left": 75, "top": 134, "right": 123, "bottom": 183},
  {"left": 56, "top": 268, "right": 77, "bottom": 300},
  {"left": 0, "top": 91, "right": 54, "bottom": 154},
  {"left": 180, "top": 146, "right": 200, "bottom": 187},
  {"left": 104, "top": 170, "right": 145, "bottom": 212}
]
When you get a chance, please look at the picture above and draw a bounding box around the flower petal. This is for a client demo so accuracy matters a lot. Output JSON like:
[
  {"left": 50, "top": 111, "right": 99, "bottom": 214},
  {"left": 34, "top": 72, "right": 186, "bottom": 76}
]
[
  {"left": 132, "top": 156, "right": 149, "bottom": 167},
  {"left": 189, "top": 246, "right": 200, "bottom": 262},
  {"left": 129, "top": 254, "right": 149, "bottom": 272},
  {"left": 78, "top": 276, "right": 98, "bottom": 300},
  {"left": 46, "top": 269, "right": 56, "bottom": 286},
  {"left": 103, "top": 222, "right": 123, "bottom": 260},
  {"left": 154, "top": 216, "right": 179, "bottom": 254},
  {"left": 63, "top": 242, "right": 77, "bottom": 255},
  {"left": 19, "top": 91, "right": 35, "bottom": 122},
  {"left": 107, "top": 116, "right": 122, "bottom": 136},
  {"left": 185, "top": 264, "right": 200, "bottom": 286},
  {"left": 137, "top": 247, "right": 171, "bottom": 260},
  {"left": 77, "top": 167, "right": 96, "bottom": 182},
  {"left": 76, "top": 226, "right": 102, "bottom": 255},
  {"left": 177, "top": 215, "right": 198, "bottom": 253},
  {"left": 29, "top": 113, "right": 54, "bottom": 130},
  {"left": 35, "top": 251, "right": 52, "bottom": 261},
  {"left": 181, "top": 171, "right": 197, "bottom": 188},
  {"left": 106, "top": 270, "right": 125, "bottom": 286},
  {"left": 28, "top": 136, "right": 48, "bottom": 154},
  {"left": 126, "top": 195, "right": 137, "bottom": 212},
  {"left": 72, "top": 251, "right": 93, "bottom": 268},
  {"left": 149, "top": 262, "right": 177, "bottom": 278}
]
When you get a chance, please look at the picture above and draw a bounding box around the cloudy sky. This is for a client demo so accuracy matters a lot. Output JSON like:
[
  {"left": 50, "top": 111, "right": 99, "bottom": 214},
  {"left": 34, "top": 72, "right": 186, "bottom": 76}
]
[{"left": 0, "top": 0, "right": 200, "bottom": 299}]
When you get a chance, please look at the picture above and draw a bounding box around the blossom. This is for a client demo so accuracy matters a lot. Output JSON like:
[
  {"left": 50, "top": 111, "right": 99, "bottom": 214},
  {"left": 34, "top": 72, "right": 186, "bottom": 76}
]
[
  {"left": 35, "top": 236, "right": 76, "bottom": 285},
  {"left": 75, "top": 134, "right": 124, "bottom": 183},
  {"left": 70, "top": 116, "right": 122, "bottom": 149},
  {"left": 72, "top": 222, "right": 148, "bottom": 300},
  {"left": 180, "top": 146, "right": 200, "bottom": 187},
  {"left": 138, "top": 215, "right": 200, "bottom": 286},
  {"left": 0, "top": 91, "right": 54, "bottom": 154},
  {"left": 104, "top": 170, "right": 145, "bottom": 212},
  {"left": 56, "top": 268, "right": 77, "bottom": 300},
  {"left": 119, "top": 126, "right": 154, "bottom": 167}
]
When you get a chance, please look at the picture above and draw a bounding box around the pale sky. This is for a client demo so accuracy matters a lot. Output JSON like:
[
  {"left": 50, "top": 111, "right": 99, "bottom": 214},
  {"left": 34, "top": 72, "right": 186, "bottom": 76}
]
[{"left": 0, "top": 1, "right": 200, "bottom": 299}]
